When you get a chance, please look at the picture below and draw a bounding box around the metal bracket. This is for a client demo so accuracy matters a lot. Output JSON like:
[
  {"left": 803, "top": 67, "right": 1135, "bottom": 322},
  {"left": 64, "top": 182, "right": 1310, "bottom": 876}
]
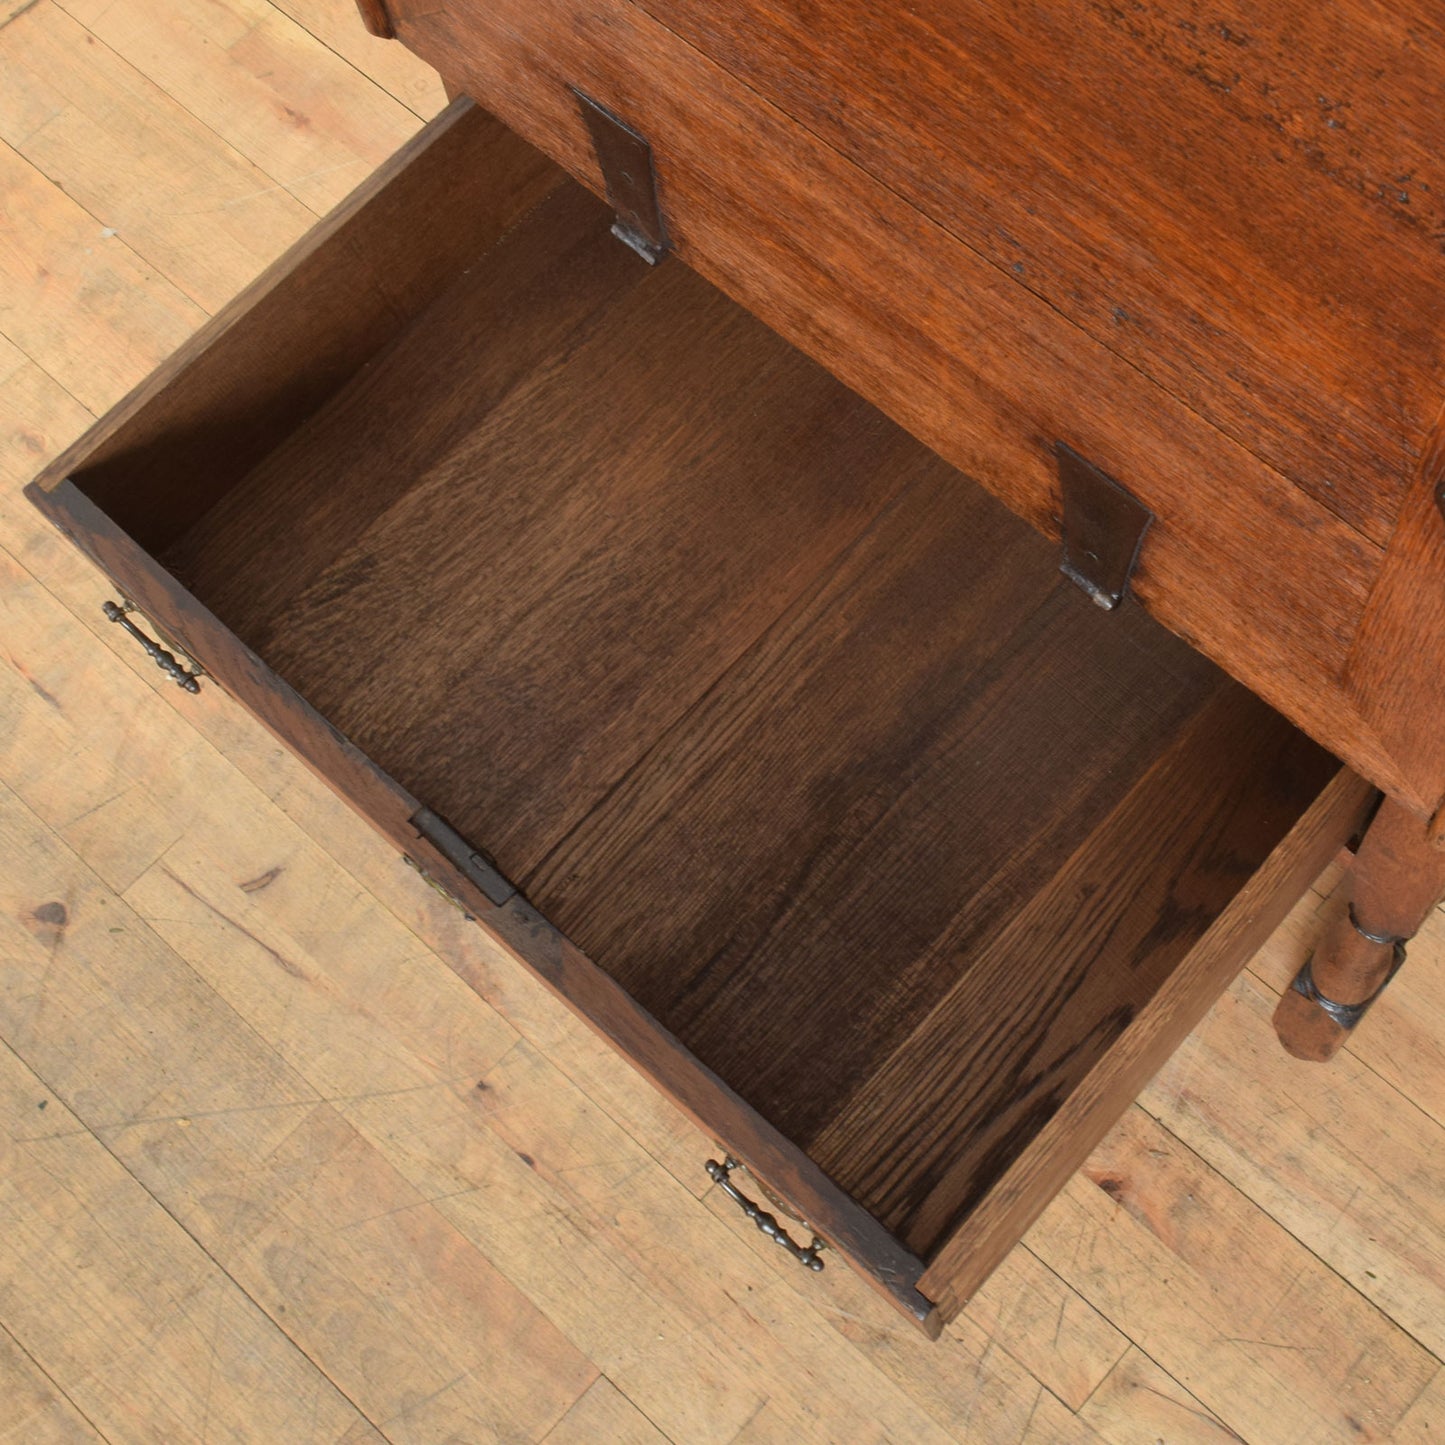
[
  {"left": 411, "top": 807, "right": 517, "bottom": 908},
  {"left": 572, "top": 89, "right": 671, "bottom": 265},
  {"left": 1055, "top": 443, "right": 1154, "bottom": 610}
]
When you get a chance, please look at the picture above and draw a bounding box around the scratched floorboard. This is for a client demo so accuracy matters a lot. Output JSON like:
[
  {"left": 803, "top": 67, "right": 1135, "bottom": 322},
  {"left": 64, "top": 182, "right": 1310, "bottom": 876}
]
[{"left": 1, "top": 2, "right": 1443, "bottom": 1441}]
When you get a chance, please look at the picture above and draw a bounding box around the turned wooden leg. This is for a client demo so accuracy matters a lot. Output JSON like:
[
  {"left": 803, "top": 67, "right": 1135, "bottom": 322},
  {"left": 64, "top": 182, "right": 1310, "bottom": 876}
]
[{"left": 1275, "top": 796, "right": 1445, "bottom": 1061}]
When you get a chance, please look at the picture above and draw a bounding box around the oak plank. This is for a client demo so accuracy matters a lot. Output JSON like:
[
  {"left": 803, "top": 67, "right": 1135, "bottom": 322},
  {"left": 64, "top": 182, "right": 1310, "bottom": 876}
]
[
  {"left": 186, "top": 213, "right": 927, "bottom": 879},
  {"left": 1078, "top": 1347, "right": 1241, "bottom": 1445},
  {"left": 1141, "top": 970, "right": 1445, "bottom": 1359},
  {"left": 1345, "top": 415, "right": 1445, "bottom": 821},
  {"left": 1027, "top": 1106, "right": 1437, "bottom": 1444},
  {"left": 917, "top": 767, "right": 1371, "bottom": 1314},
  {"left": 799, "top": 683, "right": 1334, "bottom": 1251},
  {"left": 532, "top": 465, "right": 1226, "bottom": 1161},
  {"left": 0, "top": 140, "right": 202, "bottom": 413},
  {"left": 0, "top": 2, "right": 315, "bottom": 312},
  {"left": 54, "top": 0, "right": 425, "bottom": 214},
  {"left": 0, "top": 1039, "right": 378, "bottom": 1442}
]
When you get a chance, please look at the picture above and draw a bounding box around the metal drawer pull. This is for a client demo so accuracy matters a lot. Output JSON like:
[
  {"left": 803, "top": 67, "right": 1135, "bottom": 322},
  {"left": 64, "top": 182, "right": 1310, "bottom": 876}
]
[
  {"left": 103, "top": 601, "right": 201, "bottom": 693},
  {"left": 706, "top": 1157, "right": 825, "bottom": 1271}
]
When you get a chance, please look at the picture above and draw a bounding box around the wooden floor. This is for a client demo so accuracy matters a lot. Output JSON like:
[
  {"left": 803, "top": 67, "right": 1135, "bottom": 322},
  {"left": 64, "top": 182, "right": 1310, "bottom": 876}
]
[{"left": 1, "top": 2, "right": 1443, "bottom": 1439}]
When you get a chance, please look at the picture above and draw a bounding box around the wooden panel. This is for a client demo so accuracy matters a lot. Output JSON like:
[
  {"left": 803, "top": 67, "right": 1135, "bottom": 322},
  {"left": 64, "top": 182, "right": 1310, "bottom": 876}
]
[
  {"left": 33, "top": 97, "right": 559, "bottom": 552},
  {"left": 385, "top": 0, "right": 1415, "bottom": 807},
  {"left": 917, "top": 766, "right": 1374, "bottom": 1314},
  {"left": 176, "top": 190, "right": 932, "bottom": 883},
  {"left": 163, "top": 182, "right": 650, "bottom": 627},
  {"left": 809, "top": 687, "right": 1335, "bottom": 1254},
  {"left": 531, "top": 466, "right": 1226, "bottom": 1149},
  {"left": 627, "top": 0, "right": 1445, "bottom": 545},
  {"left": 1346, "top": 413, "right": 1445, "bottom": 818}
]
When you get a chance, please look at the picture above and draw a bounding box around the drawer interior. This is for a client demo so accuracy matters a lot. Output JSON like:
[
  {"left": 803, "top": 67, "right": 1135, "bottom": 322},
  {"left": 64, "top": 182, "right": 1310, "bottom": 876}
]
[{"left": 68, "top": 144, "right": 1338, "bottom": 1278}]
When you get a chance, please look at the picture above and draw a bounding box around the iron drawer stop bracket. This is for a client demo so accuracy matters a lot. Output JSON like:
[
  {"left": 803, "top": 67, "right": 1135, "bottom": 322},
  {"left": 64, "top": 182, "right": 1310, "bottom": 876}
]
[
  {"left": 1055, "top": 442, "right": 1153, "bottom": 610},
  {"left": 103, "top": 600, "right": 202, "bottom": 693},
  {"left": 573, "top": 88, "right": 672, "bottom": 265},
  {"left": 706, "top": 1157, "right": 826, "bottom": 1271}
]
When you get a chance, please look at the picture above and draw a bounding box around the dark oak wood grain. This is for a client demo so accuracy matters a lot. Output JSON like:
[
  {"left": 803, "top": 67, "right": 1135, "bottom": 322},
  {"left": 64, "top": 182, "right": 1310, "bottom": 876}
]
[
  {"left": 173, "top": 190, "right": 933, "bottom": 880},
  {"left": 164, "top": 182, "right": 653, "bottom": 629},
  {"left": 527, "top": 467, "right": 1224, "bottom": 1150},
  {"left": 26, "top": 90, "right": 1366, "bottom": 1335},
  {"left": 919, "top": 767, "right": 1374, "bottom": 1317},
  {"left": 809, "top": 687, "right": 1335, "bottom": 1254}
]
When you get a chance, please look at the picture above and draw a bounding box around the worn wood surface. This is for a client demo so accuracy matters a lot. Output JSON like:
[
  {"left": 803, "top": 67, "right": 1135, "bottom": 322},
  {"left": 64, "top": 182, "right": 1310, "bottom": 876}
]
[
  {"left": 378, "top": 0, "right": 1437, "bottom": 816},
  {"left": 4, "top": 0, "right": 1445, "bottom": 1437},
  {"left": 626, "top": 0, "right": 1444, "bottom": 547}
]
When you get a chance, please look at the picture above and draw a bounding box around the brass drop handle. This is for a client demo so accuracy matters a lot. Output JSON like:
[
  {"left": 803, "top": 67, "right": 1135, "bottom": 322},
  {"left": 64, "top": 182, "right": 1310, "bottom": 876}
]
[
  {"left": 706, "top": 1157, "right": 825, "bottom": 1271},
  {"left": 103, "top": 601, "right": 201, "bottom": 693}
]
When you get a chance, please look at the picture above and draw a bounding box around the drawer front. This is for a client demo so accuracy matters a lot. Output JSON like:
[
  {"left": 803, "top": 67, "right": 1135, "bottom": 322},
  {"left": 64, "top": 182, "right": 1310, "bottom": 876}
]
[{"left": 386, "top": 0, "right": 1424, "bottom": 807}]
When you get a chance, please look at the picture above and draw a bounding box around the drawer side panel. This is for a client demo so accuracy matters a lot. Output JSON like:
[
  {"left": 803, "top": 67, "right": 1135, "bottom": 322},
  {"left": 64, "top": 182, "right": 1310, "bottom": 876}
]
[{"left": 917, "top": 766, "right": 1374, "bottom": 1320}]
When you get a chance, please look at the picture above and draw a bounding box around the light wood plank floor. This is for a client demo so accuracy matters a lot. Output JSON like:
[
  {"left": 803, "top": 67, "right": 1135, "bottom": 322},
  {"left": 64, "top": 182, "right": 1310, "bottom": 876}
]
[{"left": 1, "top": 2, "right": 1442, "bottom": 1440}]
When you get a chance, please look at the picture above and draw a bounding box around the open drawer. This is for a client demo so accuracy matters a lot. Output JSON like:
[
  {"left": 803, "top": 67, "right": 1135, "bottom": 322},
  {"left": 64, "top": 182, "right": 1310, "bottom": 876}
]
[{"left": 27, "top": 99, "right": 1374, "bottom": 1335}]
